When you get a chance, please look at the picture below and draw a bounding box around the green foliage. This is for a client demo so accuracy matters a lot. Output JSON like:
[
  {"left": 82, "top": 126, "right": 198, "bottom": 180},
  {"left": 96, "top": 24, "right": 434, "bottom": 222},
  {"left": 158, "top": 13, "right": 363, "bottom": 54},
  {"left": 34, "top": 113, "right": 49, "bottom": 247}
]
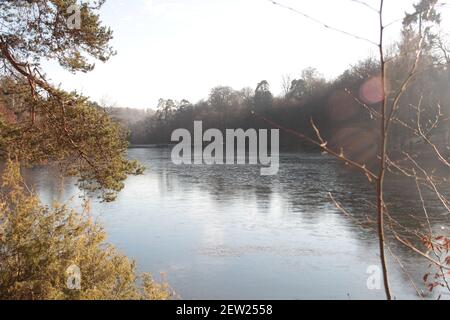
[
  {"left": 0, "top": 0, "right": 160, "bottom": 300},
  {"left": 0, "top": 0, "right": 145, "bottom": 201},
  {"left": 0, "top": 0, "right": 115, "bottom": 73},
  {"left": 0, "top": 160, "right": 172, "bottom": 300},
  {"left": 0, "top": 85, "right": 144, "bottom": 201}
]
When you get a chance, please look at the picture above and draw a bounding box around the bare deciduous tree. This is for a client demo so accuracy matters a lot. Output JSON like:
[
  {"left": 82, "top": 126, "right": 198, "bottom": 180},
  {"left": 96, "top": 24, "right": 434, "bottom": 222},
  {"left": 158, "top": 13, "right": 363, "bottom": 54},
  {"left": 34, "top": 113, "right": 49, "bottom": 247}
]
[{"left": 267, "top": 0, "right": 450, "bottom": 300}]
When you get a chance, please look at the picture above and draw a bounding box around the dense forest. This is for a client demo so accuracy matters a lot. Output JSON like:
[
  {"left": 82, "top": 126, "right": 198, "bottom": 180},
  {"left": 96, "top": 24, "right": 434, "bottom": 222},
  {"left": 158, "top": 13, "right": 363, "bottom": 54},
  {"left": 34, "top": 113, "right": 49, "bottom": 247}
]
[{"left": 128, "top": 5, "right": 450, "bottom": 169}]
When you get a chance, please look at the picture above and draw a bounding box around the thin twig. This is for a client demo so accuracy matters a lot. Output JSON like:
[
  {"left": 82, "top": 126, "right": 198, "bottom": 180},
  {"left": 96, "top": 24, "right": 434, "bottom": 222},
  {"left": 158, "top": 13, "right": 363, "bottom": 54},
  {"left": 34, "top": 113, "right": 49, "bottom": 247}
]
[{"left": 268, "top": 0, "right": 378, "bottom": 46}]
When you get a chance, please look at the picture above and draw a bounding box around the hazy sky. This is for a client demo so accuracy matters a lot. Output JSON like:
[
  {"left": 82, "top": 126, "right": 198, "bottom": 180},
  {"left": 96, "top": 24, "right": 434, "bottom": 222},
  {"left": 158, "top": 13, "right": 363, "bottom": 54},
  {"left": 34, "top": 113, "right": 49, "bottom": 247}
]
[{"left": 44, "top": 0, "right": 450, "bottom": 109}]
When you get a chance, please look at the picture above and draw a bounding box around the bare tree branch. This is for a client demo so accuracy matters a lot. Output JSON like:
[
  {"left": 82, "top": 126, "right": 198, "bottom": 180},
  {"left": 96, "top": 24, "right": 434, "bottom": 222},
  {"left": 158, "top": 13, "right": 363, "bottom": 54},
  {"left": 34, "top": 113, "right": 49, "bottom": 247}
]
[{"left": 268, "top": 0, "right": 378, "bottom": 46}]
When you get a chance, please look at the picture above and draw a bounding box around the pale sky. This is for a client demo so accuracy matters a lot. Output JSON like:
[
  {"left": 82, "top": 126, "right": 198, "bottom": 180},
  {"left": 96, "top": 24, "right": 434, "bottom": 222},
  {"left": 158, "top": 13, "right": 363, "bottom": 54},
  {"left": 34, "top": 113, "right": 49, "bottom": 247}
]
[{"left": 44, "top": 0, "right": 450, "bottom": 109}]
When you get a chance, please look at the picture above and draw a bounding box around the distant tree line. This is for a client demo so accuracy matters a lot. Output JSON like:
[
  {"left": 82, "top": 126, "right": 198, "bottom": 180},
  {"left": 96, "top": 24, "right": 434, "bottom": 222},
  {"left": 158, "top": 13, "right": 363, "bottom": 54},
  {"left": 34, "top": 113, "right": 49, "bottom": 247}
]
[{"left": 129, "top": 16, "right": 450, "bottom": 167}]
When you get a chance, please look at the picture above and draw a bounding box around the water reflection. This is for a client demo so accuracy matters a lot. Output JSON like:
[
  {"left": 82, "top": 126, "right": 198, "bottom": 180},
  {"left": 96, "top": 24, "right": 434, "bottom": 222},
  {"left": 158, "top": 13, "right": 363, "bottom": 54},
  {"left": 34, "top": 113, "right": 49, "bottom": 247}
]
[{"left": 22, "top": 147, "right": 449, "bottom": 299}]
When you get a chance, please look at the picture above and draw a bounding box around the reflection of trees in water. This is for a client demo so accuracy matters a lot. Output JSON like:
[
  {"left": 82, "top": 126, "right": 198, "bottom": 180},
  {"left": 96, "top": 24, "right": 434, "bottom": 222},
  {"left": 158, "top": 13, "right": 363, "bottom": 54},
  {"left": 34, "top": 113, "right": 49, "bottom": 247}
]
[
  {"left": 145, "top": 148, "right": 448, "bottom": 298},
  {"left": 22, "top": 166, "right": 78, "bottom": 204},
  {"left": 24, "top": 148, "right": 448, "bottom": 241},
  {"left": 24, "top": 147, "right": 448, "bottom": 298},
  {"left": 150, "top": 148, "right": 448, "bottom": 236}
]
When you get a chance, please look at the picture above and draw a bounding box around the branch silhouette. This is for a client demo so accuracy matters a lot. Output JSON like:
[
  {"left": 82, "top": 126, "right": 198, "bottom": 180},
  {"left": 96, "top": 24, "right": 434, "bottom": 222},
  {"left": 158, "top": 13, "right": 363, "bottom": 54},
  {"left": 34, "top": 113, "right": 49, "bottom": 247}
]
[{"left": 268, "top": 0, "right": 378, "bottom": 45}]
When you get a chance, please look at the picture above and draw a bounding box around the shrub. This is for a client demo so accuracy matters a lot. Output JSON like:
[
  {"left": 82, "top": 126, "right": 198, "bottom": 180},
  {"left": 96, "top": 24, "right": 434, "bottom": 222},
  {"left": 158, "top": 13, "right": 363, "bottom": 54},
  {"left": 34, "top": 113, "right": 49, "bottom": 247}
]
[{"left": 0, "top": 160, "right": 173, "bottom": 300}]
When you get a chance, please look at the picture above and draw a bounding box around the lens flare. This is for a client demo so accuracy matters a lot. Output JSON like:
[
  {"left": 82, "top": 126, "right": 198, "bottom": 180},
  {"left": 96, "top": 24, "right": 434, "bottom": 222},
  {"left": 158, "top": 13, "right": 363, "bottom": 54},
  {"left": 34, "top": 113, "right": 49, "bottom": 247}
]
[{"left": 359, "top": 76, "right": 384, "bottom": 105}]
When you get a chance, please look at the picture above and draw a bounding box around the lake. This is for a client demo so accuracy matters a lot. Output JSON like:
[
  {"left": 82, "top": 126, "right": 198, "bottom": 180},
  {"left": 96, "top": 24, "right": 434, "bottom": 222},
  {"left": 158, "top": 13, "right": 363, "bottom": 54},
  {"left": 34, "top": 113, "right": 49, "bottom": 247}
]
[{"left": 25, "top": 147, "right": 449, "bottom": 299}]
